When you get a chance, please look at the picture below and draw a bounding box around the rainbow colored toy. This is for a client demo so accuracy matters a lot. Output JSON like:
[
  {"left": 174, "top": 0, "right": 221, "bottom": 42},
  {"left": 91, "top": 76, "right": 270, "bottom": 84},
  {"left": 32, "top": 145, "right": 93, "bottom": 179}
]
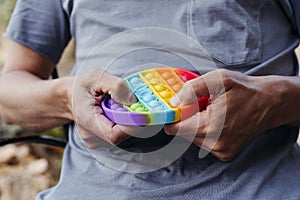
[{"left": 102, "top": 68, "right": 209, "bottom": 126}]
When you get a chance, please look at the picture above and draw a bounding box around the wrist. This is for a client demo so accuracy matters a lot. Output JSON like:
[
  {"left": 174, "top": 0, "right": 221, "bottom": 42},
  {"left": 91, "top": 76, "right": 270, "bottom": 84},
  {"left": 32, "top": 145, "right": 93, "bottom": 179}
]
[
  {"left": 280, "top": 76, "right": 300, "bottom": 126},
  {"left": 257, "top": 75, "right": 300, "bottom": 127},
  {"left": 52, "top": 76, "right": 75, "bottom": 121}
]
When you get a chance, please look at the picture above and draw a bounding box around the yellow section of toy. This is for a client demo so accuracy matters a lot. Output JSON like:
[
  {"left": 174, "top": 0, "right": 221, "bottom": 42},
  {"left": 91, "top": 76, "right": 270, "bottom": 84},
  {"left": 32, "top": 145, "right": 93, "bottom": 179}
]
[{"left": 140, "top": 68, "right": 185, "bottom": 122}]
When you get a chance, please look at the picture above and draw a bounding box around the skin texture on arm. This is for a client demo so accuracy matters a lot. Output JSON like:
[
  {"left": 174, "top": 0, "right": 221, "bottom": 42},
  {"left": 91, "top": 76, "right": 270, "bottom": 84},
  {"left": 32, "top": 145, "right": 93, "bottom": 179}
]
[
  {"left": 0, "top": 40, "right": 139, "bottom": 148},
  {"left": 0, "top": 40, "right": 74, "bottom": 130},
  {"left": 164, "top": 69, "right": 300, "bottom": 161}
]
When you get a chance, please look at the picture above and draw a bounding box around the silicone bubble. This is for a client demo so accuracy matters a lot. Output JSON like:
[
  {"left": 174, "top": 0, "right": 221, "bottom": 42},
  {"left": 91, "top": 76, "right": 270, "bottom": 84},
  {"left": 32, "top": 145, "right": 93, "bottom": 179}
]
[
  {"left": 101, "top": 68, "right": 209, "bottom": 125},
  {"left": 144, "top": 73, "right": 154, "bottom": 80},
  {"left": 159, "top": 91, "right": 172, "bottom": 99},
  {"left": 154, "top": 85, "right": 165, "bottom": 92},
  {"left": 130, "top": 103, "right": 142, "bottom": 111}
]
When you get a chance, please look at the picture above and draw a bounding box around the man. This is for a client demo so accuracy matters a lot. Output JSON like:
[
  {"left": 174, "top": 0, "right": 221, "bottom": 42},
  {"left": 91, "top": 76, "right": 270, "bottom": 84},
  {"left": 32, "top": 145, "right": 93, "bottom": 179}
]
[{"left": 0, "top": 0, "right": 300, "bottom": 199}]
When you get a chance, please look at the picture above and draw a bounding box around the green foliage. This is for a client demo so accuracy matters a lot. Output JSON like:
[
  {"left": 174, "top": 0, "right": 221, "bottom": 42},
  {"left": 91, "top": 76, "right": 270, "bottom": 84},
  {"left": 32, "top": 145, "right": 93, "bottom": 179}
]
[
  {"left": 42, "top": 126, "right": 66, "bottom": 139},
  {"left": 0, "top": 0, "right": 16, "bottom": 26},
  {"left": 0, "top": 119, "right": 22, "bottom": 137}
]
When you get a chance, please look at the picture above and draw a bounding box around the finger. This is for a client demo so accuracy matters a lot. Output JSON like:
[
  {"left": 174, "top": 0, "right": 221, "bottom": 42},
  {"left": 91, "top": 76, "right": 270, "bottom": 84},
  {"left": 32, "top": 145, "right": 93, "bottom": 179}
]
[
  {"left": 97, "top": 71, "right": 137, "bottom": 105},
  {"left": 192, "top": 136, "right": 239, "bottom": 162},
  {"left": 93, "top": 109, "right": 132, "bottom": 145},
  {"left": 177, "top": 134, "right": 224, "bottom": 159},
  {"left": 170, "top": 70, "right": 225, "bottom": 107},
  {"left": 95, "top": 105, "right": 139, "bottom": 144},
  {"left": 164, "top": 111, "right": 209, "bottom": 137},
  {"left": 76, "top": 128, "right": 106, "bottom": 149},
  {"left": 77, "top": 106, "right": 131, "bottom": 148},
  {"left": 165, "top": 129, "right": 216, "bottom": 155},
  {"left": 85, "top": 112, "right": 130, "bottom": 145},
  {"left": 117, "top": 124, "right": 144, "bottom": 137},
  {"left": 192, "top": 136, "right": 221, "bottom": 152}
]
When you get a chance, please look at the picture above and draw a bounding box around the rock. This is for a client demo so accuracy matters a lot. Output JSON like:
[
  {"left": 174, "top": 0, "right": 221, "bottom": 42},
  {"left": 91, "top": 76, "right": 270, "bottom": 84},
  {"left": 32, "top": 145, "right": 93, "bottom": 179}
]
[
  {"left": 0, "top": 144, "right": 18, "bottom": 164},
  {"left": 26, "top": 159, "right": 48, "bottom": 175},
  {"left": 15, "top": 145, "right": 30, "bottom": 162}
]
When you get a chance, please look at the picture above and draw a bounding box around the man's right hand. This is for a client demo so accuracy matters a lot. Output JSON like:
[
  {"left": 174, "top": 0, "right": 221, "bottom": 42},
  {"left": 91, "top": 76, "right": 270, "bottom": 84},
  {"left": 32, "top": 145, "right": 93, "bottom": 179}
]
[{"left": 73, "top": 69, "right": 138, "bottom": 148}]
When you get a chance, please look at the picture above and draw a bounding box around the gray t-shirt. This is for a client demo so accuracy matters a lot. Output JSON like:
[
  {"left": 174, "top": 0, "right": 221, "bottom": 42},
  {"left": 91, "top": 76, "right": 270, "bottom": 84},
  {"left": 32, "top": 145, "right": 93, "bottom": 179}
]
[{"left": 5, "top": 0, "right": 300, "bottom": 199}]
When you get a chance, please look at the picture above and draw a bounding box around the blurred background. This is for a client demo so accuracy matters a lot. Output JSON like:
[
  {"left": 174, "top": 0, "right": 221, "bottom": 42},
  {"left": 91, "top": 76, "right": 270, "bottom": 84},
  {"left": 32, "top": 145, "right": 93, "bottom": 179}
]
[
  {"left": 0, "top": 1, "right": 299, "bottom": 200},
  {"left": 0, "top": 1, "right": 74, "bottom": 199}
]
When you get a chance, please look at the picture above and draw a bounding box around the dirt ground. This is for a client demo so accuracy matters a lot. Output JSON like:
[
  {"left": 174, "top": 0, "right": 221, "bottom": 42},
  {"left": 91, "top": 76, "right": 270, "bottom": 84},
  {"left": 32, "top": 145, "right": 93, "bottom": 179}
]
[{"left": 0, "top": 143, "right": 63, "bottom": 200}]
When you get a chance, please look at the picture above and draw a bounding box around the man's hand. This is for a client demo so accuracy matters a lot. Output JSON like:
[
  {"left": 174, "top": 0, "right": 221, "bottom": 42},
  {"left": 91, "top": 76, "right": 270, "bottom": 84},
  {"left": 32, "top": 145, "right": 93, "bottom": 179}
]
[
  {"left": 73, "top": 69, "right": 138, "bottom": 148},
  {"left": 164, "top": 69, "right": 288, "bottom": 161}
]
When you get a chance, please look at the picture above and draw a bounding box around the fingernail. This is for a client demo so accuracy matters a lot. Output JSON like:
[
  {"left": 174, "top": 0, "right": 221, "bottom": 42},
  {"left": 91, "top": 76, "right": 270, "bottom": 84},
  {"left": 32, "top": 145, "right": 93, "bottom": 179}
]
[
  {"left": 170, "top": 96, "right": 180, "bottom": 107},
  {"left": 163, "top": 126, "right": 171, "bottom": 135},
  {"left": 127, "top": 94, "right": 137, "bottom": 105}
]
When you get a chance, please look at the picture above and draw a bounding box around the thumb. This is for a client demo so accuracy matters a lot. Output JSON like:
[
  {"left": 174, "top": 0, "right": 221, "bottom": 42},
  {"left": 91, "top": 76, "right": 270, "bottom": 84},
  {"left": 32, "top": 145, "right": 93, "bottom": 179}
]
[
  {"left": 97, "top": 71, "right": 137, "bottom": 105},
  {"left": 170, "top": 77, "right": 208, "bottom": 107},
  {"left": 170, "top": 70, "right": 225, "bottom": 107}
]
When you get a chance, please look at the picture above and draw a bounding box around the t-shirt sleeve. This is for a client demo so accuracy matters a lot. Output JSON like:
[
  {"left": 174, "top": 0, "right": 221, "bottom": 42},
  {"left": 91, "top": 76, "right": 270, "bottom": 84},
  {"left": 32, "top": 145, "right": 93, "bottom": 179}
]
[
  {"left": 290, "top": 0, "right": 300, "bottom": 37},
  {"left": 4, "top": 0, "right": 71, "bottom": 63},
  {"left": 279, "top": 0, "right": 300, "bottom": 38}
]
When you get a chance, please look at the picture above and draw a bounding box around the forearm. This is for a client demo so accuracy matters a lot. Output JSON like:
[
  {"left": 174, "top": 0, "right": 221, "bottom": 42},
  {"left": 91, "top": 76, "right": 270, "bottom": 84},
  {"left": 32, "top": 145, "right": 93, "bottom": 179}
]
[
  {"left": 255, "top": 75, "right": 300, "bottom": 127},
  {"left": 0, "top": 70, "right": 74, "bottom": 130},
  {"left": 280, "top": 75, "right": 300, "bottom": 126}
]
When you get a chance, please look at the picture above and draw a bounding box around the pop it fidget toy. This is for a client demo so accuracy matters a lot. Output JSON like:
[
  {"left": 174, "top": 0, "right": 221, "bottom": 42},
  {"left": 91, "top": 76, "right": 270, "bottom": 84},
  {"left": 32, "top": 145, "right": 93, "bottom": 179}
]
[{"left": 102, "top": 68, "right": 209, "bottom": 125}]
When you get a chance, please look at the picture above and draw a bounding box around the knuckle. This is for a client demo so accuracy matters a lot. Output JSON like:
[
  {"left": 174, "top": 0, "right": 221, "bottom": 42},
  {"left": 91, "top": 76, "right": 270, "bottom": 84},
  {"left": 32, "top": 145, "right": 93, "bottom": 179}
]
[
  {"left": 107, "top": 134, "right": 121, "bottom": 145},
  {"left": 180, "top": 81, "right": 198, "bottom": 102},
  {"left": 212, "top": 151, "right": 232, "bottom": 162},
  {"left": 184, "top": 80, "right": 193, "bottom": 88},
  {"left": 212, "top": 136, "right": 228, "bottom": 151},
  {"left": 77, "top": 128, "right": 92, "bottom": 140},
  {"left": 113, "top": 79, "right": 129, "bottom": 100},
  {"left": 217, "top": 69, "right": 229, "bottom": 78},
  {"left": 115, "top": 79, "right": 126, "bottom": 90},
  {"left": 183, "top": 80, "right": 195, "bottom": 92},
  {"left": 197, "top": 117, "right": 209, "bottom": 135},
  {"left": 218, "top": 69, "right": 233, "bottom": 88},
  {"left": 79, "top": 133, "right": 89, "bottom": 140},
  {"left": 164, "top": 125, "right": 177, "bottom": 135},
  {"left": 86, "top": 142, "right": 94, "bottom": 149},
  {"left": 218, "top": 153, "right": 235, "bottom": 162},
  {"left": 212, "top": 142, "right": 238, "bottom": 162},
  {"left": 213, "top": 141, "right": 225, "bottom": 152},
  {"left": 200, "top": 124, "right": 209, "bottom": 136},
  {"left": 217, "top": 69, "right": 231, "bottom": 87},
  {"left": 217, "top": 68, "right": 227, "bottom": 75}
]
